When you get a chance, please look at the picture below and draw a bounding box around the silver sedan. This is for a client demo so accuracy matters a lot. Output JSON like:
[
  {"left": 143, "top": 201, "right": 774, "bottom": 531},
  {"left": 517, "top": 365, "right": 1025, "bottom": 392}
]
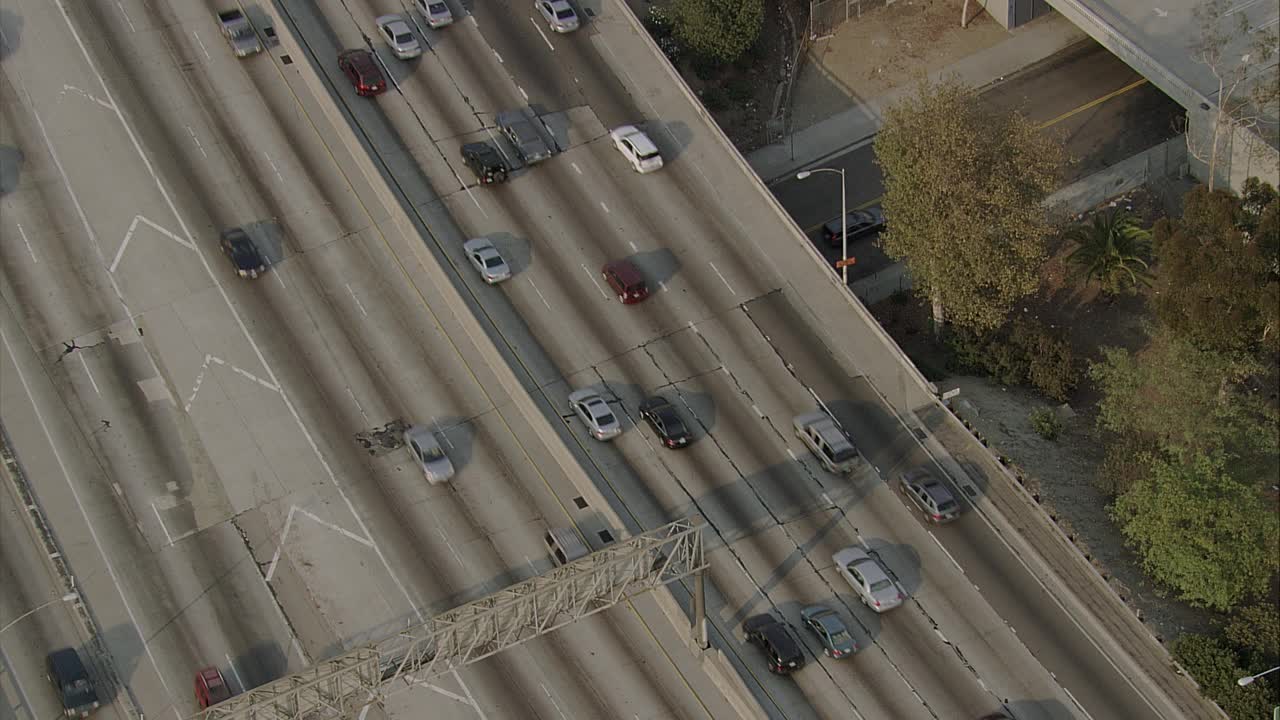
[
  {"left": 463, "top": 238, "right": 511, "bottom": 284},
  {"left": 568, "top": 389, "right": 621, "bottom": 441}
]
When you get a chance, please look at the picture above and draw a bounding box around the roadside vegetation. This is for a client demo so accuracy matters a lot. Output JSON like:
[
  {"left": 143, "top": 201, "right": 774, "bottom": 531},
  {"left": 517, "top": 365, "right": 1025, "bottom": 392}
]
[{"left": 873, "top": 77, "right": 1280, "bottom": 717}]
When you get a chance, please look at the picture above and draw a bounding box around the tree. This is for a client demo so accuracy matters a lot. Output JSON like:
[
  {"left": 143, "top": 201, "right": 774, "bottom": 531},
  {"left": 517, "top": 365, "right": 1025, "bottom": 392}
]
[
  {"left": 1187, "top": 0, "right": 1280, "bottom": 191},
  {"left": 874, "top": 76, "right": 1064, "bottom": 334},
  {"left": 1064, "top": 209, "right": 1152, "bottom": 295},
  {"left": 1089, "top": 326, "right": 1276, "bottom": 460},
  {"left": 670, "top": 0, "right": 763, "bottom": 64},
  {"left": 1110, "top": 447, "right": 1279, "bottom": 610},
  {"left": 1152, "top": 180, "right": 1280, "bottom": 354}
]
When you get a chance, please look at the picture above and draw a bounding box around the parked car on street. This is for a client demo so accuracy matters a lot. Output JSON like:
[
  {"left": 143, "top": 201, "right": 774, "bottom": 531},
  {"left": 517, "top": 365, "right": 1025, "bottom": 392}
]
[{"left": 821, "top": 206, "right": 885, "bottom": 246}]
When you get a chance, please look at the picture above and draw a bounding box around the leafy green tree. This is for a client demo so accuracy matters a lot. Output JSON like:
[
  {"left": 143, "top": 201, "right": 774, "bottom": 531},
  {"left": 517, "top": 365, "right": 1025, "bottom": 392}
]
[
  {"left": 1111, "top": 447, "right": 1279, "bottom": 610},
  {"left": 1225, "top": 603, "right": 1280, "bottom": 671},
  {"left": 670, "top": 0, "right": 762, "bottom": 64},
  {"left": 1172, "top": 633, "right": 1276, "bottom": 718},
  {"left": 874, "top": 77, "right": 1064, "bottom": 333},
  {"left": 1064, "top": 209, "right": 1152, "bottom": 295},
  {"left": 1152, "top": 180, "right": 1280, "bottom": 354},
  {"left": 1089, "top": 326, "right": 1276, "bottom": 460}
]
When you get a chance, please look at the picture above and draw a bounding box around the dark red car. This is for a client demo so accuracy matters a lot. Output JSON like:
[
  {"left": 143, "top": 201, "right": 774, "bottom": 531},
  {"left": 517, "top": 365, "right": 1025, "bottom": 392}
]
[
  {"left": 602, "top": 259, "right": 649, "bottom": 304},
  {"left": 338, "top": 49, "right": 386, "bottom": 97},
  {"left": 194, "top": 666, "right": 233, "bottom": 709}
]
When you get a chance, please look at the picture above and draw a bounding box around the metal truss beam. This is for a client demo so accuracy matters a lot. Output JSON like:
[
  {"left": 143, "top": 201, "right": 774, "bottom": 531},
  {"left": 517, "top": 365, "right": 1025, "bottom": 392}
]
[{"left": 192, "top": 519, "right": 707, "bottom": 720}]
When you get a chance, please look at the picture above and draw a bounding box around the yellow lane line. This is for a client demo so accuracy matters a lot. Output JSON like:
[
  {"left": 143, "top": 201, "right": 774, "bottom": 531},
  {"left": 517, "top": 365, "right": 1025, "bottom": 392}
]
[
  {"left": 799, "top": 76, "right": 1152, "bottom": 235},
  {"left": 1035, "top": 77, "right": 1149, "bottom": 129}
]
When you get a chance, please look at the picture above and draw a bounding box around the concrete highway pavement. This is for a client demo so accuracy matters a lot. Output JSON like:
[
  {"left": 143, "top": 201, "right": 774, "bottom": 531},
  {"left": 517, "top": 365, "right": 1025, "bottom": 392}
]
[
  {"left": 2, "top": 0, "right": 738, "bottom": 718},
  {"left": 0, "top": 0, "right": 1200, "bottom": 719},
  {"left": 280, "top": 2, "right": 1097, "bottom": 719}
]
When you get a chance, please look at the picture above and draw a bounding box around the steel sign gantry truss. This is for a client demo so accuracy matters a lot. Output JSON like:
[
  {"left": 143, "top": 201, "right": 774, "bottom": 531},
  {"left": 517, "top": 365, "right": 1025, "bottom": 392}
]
[{"left": 195, "top": 519, "right": 708, "bottom": 720}]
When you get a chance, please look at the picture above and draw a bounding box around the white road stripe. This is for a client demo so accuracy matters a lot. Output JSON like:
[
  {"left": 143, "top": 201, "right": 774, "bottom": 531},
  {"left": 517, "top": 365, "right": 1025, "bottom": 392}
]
[
  {"left": 709, "top": 261, "right": 735, "bottom": 294},
  {"left": 78, "top": 354, "right": 100, "bottom": 395},
  {"left": 16, "top": 224, "right": 37, "bottom": 263}
]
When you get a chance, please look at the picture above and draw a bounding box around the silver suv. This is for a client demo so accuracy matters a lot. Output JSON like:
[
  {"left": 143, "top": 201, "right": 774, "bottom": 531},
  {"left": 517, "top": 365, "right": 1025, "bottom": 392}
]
[
  {"left": 899, "top": 468, "right": 961, "bottom": 523},
  {"left": 793, "top": 411, "right": 859, "bottom": 473}
]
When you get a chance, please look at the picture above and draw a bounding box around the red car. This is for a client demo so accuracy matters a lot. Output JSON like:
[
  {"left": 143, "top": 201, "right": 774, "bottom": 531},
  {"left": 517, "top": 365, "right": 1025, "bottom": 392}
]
[
  {"left": 602, "top": 259, "right": 649, "bottom": 304},
  {"left": 194, "top": 666, "right": 233, "bottom": 709},
  {"left": 338, "top": 49, "right": 386, "bottom": 97}
]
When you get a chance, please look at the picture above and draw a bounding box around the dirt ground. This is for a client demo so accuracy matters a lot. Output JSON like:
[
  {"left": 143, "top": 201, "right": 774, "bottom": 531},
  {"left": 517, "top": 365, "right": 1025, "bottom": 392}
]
[{"left": 869, "top": 182, "right": 1222, "bottom": 642}]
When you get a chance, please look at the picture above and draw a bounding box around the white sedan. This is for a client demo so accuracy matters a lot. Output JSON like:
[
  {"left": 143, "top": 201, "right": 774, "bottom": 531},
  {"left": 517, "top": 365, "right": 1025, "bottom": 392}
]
[
  {"left": 463, "top": 238, "right": 511, "bottom": 284},
  {"left": 610, "top": 125, "right": 664, "bottom": 174},
  {"left": 376, "top": 15, "right": 422, "bottom": 59},
  {"left": 415, "top": 0, "right": 454, "bottom": 28}
]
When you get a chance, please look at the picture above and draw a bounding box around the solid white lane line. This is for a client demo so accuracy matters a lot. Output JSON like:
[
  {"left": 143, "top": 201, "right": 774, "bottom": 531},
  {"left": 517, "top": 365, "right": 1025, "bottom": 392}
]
[
  {"left": 150, "top": 503, "right": 174, "bottom": 545},
  {"left": 224, "top": 654, "right": 246, "bottom": 693},
  {"left": 540, "top": 683, "right": 569, "bottom": 720},
  {"left": 186, "top": 126, "right": 208, "bottom": 159},
  {"left": 628, "top": 241, "right": 637, "bottom": 252},
  {"left": 599, "top": 201, "right": 610, "bottom": 214},
  {"left": 192, "top": 30, "right": 210, "bottom": 62}
]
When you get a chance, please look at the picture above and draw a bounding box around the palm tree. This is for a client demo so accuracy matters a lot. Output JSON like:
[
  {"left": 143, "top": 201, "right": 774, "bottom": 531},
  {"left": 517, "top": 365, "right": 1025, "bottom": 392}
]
[{"left": 1065, "top": 209, "right": 1153, "bottom": 295}]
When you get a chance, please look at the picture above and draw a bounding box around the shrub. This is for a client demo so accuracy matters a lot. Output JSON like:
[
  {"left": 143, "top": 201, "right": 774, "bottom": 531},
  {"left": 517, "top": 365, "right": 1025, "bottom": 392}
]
[
  {"left": 726, "top": 74, "right": 755, "bottom": 105},
  {"left": 943, "top": 318, "right": 1078, "bottom": 400},
  {"left": 1172, "top": 634, "right": 1277, "bottom": 719},
  {"left": 700, "top": 86, "right": 730, "bottom": 111},
  {"left": 1028, "top": 407, "right": 1061, "bottom": 440}
]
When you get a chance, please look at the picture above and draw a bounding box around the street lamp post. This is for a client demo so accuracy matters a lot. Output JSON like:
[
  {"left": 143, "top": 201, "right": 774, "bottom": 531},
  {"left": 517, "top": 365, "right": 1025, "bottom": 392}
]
[
  {"left": 0, "top": 593, "right": 79, "bottom": 635},
  {"left": 1237, "top": 665, "right": 1280, "bottom": 686},
  {"left": 796, "top": 167, "right": 849, "bottom": 284}
]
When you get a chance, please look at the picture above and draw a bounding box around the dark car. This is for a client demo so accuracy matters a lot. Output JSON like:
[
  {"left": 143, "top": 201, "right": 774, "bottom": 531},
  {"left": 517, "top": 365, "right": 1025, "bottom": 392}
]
[
  {"left": 497, "top": 110, "right": 554, "bottom": 165},
  {"left": 194, "top": 666, "right": 233, "bottom": 709},
  {"left": 219, "top": 228, "right": 266, "bottom": 279},
  {"left": 821, "top": 205, "right": 885, "bottom": 246},
  {"left": 639, "top": 396, "right": 692, "bottom": 448},
  {"left": 743, "top": 614, "right": 804, "bottom": 674},
  {"left": 46, "top": 648, "right": 100, "bottom": 718},
  {"left": 800, "top": 604, "right": 857, "bottom": 658},
  {"left": 461, "top": 142, "right": 509, "bottom": 184},
  {"left": 899, "top": 467, "right": 961, "bottom": 523},
  {"left": 338, "top": 49, "right": 387, "bottom": 96},
  {"left": 602, "top": 259, "right": 648, "bottom": 304}
]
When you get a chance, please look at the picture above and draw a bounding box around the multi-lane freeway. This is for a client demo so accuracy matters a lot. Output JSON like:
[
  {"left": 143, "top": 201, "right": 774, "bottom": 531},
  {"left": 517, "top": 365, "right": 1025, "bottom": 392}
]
[{"left": 0, "top": 1, "right": 1211, "bottom": 719}]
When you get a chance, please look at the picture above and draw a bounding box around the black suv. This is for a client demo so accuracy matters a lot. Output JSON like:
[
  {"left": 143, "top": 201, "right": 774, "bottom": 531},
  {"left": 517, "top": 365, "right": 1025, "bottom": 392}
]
[
  {"left": 742, "top": 614, "right": 804, "bottom": 674},
  {"left": 47, "top": 648, "right": 100, "bottom": 718},
  {"left": 461, "top": 142, "right": 509, "bottom": 184}
]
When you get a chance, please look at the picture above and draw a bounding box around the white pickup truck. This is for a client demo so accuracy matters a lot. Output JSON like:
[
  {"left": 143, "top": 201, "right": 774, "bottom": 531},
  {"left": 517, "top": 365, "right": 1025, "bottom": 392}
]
[{"left": 217, "top": 9, "right": 262, "bottom": 57}]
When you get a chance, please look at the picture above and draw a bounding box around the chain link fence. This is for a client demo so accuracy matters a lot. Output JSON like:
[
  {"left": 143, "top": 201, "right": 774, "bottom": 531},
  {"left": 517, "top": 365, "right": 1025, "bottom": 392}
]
[{"left": 809, "top": 0, "right": 893, "bottom": 39}]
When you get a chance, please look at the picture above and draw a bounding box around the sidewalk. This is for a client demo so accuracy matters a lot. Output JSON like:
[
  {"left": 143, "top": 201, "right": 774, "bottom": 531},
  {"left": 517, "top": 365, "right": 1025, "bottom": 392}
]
[{"left": 749, "top": 11, "right": 1088, "bottom": 183}]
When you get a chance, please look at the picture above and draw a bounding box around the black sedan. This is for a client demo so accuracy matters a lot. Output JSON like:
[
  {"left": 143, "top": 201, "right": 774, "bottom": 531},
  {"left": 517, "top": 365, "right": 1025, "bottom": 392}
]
[
  {"left": 219, "top": 228, "right": 266, "bottom": 279},
  {"left": 639, "top": 396, "right": 692, "bottom": 448},
  {"left": 821, "top": 205, "right": 885, "bottom": 246}
]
